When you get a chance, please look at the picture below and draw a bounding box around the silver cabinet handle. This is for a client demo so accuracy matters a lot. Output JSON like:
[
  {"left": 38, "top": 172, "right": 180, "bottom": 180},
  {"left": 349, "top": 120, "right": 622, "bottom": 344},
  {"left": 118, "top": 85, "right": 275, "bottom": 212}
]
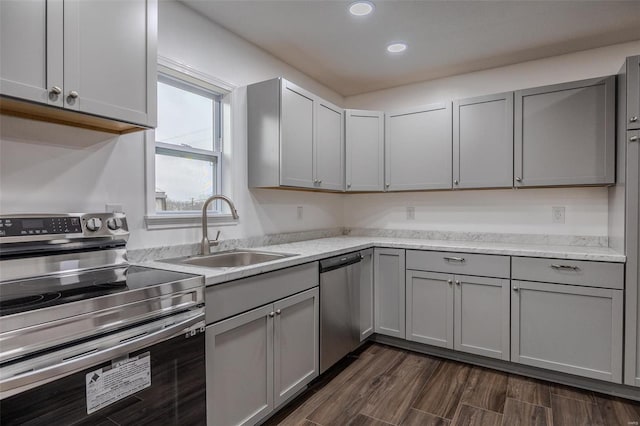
[
  {"left": 550, "top": 264, "right": 580, "bottom": 271},
  {"left": 631, "top": 116, "right": 639, "bottom": 123},
  {"left": 444, "top": 256, "right": 465, "bottom": 263},
  {"left": 318, "top": 180, "right": 322, "bottom": 184},
  {"left": 385, "top": 183, "right": 390, "bottom": 188},
  {"left": 455, "top": 280, "right": 460, "bottom": 285},
  {"left": 268, "top": 312, "right": 275, "bottom": 318},
  {"left": 447, "top": 279, "right": 453, "bottom": 285},
  {"left": 68, "top": 90, "right": 79, "bottom": 99},
  {"left": 515, "top": 177, "right": 522, "bottom": 182},
  {"left": 50, "top": 86, "right": 62, "bottom": 95},
  {"left": 453, "top": 180, "right": 459, "bottom": 185},
  {"left": 513, "top": 286, "right": 519, "bottom": 291},
  {"left": 275, "top": 309, "right": 281, "bottom": 315},
  {"left": 631, "top": 136, "right": 639, "bottom": 143},
  {"left": 347, "top": 183, "right": 351, "bottom": 188}
]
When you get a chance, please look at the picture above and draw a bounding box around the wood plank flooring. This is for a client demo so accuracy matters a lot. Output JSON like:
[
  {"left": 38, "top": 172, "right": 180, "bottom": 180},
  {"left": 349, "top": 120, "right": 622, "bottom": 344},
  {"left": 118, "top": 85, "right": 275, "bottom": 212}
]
[{"left": 265, "top": 343, "right": 640, "bottom": 426}]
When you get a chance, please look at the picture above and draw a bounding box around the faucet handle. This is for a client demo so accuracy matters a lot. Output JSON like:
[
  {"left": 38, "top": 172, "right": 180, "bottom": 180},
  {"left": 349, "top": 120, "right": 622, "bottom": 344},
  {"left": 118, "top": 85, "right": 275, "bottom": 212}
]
[{"left": 214, "top": 230, "right": 221, "bottom": 241}]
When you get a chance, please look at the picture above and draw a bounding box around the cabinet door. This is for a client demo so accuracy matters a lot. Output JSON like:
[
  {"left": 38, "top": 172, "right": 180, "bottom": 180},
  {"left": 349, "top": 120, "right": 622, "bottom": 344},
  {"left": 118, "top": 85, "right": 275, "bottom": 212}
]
[
  {"left": 386, "top": 103, "right": 452, "bottom": 191},
  {"left": 628, "top": 56, "right": 640, "bottom": 130},
  {"left": 206, "top": 304, "right": 274, "bottom": 426},
  {"left": 315, "top": 100, "right": 344, "bottom": 191},
  {"left": 454, "top": 275, "right": 509, "bottom": 360},
  {"left": 345, "top": 110, "right": 384, "bottom": 192},
  {"left": 0, "top": 0, "right": 63, "bottom": 107},
  {"left": 273, "top": 288, "right": 319, "bottom": 408},
  {"left": 280, "top": 79, "right": 315, "bottom": 188},
  {"left": 453, "top": 93, "right": 513, "bottom": 189},
  {"left": 63, "top": 0, "right": 156, "bottom": 126},
  {"left": 514, "top": 76, "right": 615, "bottom": 187},
  {"left": 374, "top": 248, "right": 405, "bottom": 338},
  {"left": 625, "top": 129, "right": 640, "bottom": 386},
  {"left": 360, "top": 248, "right": 374, "bottom": 341},
  {"left": 406, "top": 270, "right": 454, "bottom": 349},
  {"left": 511, "top": 280, "right": 623, "bottom": 383}
]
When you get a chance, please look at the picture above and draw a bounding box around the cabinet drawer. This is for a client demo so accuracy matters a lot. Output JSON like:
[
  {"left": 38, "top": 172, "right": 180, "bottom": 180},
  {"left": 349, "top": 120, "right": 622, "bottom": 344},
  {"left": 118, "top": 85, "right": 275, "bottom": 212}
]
[
  {"left": 406, "top": 250, "right": 510, "bottom": 278},
  {"left": 206, "top": 262, "right": 319, "bottom": 324},
  {"left": 512, "top": 257, "right": 623, "bottom": 289}
]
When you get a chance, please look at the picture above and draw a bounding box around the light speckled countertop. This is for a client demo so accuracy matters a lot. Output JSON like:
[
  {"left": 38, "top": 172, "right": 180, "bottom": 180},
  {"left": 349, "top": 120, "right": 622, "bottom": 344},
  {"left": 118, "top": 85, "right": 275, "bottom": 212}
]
[{"left": 140, "top": 236, "right": 625, "bottom": 286}]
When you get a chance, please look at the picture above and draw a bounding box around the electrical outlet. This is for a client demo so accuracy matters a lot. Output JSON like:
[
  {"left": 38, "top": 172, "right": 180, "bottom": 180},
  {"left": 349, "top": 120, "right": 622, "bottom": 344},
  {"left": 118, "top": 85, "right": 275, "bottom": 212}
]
[
  {"left": 406, "top": 206, "right": 415, "bottom": 220},
  {"left": 106, "top": 204, "right": 123, "bottom": 213},
  {"left": 297, "top": 206, "right": 303, "bottom": 220},
  {"left": 552, "top": 206, "right": 565, "bottom": 224}
]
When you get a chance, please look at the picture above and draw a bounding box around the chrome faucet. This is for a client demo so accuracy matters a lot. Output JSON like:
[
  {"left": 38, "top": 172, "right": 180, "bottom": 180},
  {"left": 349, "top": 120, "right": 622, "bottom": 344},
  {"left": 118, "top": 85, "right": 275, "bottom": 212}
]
[{"left": 201, "top": 195, "right": 239, "bottom": 255}]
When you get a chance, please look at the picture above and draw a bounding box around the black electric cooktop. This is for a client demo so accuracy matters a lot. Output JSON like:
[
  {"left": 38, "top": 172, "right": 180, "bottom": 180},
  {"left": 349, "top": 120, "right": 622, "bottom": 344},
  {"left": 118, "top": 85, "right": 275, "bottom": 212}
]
[{"left": 0, "top": 266, "right": 199, "bottom": 317}]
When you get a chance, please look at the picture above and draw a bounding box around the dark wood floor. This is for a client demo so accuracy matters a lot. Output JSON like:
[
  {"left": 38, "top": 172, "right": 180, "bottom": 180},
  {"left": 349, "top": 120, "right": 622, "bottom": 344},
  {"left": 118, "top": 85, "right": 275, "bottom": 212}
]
[{"left": 266, "top": 343, "right": 640, "bottom": 426}]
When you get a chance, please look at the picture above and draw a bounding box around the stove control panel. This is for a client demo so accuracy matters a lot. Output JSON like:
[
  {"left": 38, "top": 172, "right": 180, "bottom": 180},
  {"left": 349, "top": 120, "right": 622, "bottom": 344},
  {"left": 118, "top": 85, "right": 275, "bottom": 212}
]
[{"left": 0, "top": 213, "right": 128, "bottom": 240}]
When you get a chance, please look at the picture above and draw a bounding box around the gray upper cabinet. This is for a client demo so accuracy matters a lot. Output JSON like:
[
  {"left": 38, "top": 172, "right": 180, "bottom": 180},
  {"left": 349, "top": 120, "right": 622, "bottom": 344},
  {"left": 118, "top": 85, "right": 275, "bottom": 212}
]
[
  {"left": 345, "top": 109, "right": 385, "bottom": 192},
  {"left": 0, "top": 0, "right": 63, "bottom": 107},
  {"left": 374, "top": 248, "right": 406, "bottom": 338},
  {"left": 385, "top": 103, "right": 452, "bottom": 191},
  {"left": 0, "top": 0, "right": 156, "bottom": 129},
  {"left": 511, "top": 280, "right": 623, "bottom": 383},
  {"left": 453, "top": 92, "right": 513, "bottom": 189},
  {"left": 627, "top": 56, "right": 640, "bottom": 130},
  {"left": 315, "top": 100, "right": 344, "bottom": 190},
  {"left": 248, "top": 77, "right": 345, "bottom": 191},
  {"left": 514, "top": 76, "right": 615, "bottom": 187},
  {"left": 281, "top": 80, "right": 315, "bottom": 188},
  {"left": 359, "top": 248, "right": 374, "bottom": 341}
]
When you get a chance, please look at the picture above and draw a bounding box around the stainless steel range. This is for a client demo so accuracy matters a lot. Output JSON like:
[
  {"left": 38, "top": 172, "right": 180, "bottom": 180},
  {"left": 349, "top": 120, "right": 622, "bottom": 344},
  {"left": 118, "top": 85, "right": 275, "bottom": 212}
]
[{"left": 0, "top": 213, "right": 206, "bottom": 425}]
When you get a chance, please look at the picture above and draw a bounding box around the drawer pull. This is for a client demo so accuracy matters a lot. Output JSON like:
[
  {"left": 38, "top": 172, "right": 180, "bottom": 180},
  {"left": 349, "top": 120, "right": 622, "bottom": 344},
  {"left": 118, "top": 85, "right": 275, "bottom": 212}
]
[
  {"left": 444, "top": 256, "right": 465, "bottom": 263},
  {"left": 550, "top": 264, "right": 580, "bottom": 271}
]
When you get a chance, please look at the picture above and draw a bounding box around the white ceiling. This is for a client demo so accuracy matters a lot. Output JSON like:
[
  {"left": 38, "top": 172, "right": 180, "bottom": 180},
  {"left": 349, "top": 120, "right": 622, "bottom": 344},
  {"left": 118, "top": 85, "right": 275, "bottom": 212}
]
[{"left": 181, "top": 0, "right": 640, "bottom": 96}]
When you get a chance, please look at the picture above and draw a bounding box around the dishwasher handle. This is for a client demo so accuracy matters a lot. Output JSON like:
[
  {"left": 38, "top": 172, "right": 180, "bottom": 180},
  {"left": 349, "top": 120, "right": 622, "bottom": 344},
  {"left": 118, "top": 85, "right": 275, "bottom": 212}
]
[{"left": 319, "top": 252, "right": 363, "bottom": 273}]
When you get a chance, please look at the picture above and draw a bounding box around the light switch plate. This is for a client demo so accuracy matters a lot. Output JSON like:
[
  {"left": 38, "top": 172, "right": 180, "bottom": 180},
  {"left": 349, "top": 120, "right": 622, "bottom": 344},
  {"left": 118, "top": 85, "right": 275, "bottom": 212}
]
[{"left": 552, "top": 206, "right": 565, "bottom": 224}]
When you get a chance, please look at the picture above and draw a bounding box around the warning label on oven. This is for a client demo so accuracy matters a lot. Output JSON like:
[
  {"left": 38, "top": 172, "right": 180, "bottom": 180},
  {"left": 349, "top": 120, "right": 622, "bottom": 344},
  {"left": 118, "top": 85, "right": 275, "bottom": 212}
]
[{"left": 86, "top": 352, "right": 151, "bottom": 415}]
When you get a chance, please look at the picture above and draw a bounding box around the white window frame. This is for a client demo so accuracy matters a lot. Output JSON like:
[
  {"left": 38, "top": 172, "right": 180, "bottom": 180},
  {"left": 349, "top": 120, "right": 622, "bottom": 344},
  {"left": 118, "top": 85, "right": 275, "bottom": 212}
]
[{"left": 145, "top": 56, "right": 237, "bottom": 229}]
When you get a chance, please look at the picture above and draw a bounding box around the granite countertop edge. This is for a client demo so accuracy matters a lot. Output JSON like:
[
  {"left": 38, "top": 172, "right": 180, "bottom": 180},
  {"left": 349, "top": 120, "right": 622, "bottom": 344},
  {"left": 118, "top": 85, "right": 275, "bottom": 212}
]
[{"left": 137, "top": 236, "right": 626, "bottom": 286}]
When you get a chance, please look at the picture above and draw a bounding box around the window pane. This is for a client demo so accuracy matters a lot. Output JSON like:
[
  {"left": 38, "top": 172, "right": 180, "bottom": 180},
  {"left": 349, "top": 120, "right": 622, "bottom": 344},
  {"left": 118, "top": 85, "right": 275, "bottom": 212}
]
[
  {"left": 155, "top": 154, "right": 217, "bottom": 212},
  {"left": 156, "top": 80, "right": 214, "bottom": 151}
]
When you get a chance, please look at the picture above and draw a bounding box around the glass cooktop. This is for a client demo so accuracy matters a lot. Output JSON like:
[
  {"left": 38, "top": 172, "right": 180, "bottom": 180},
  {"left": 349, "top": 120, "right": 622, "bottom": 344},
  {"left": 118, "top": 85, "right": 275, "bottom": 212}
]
[{"left": 0, "top": 266, "right": 200, "bottom": 317}]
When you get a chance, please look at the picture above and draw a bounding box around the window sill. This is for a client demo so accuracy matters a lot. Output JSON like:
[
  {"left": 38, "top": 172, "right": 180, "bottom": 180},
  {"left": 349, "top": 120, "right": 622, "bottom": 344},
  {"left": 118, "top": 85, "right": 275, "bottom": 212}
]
[{"left": 144, "top": 214, "right": 238, "bottom": 230}]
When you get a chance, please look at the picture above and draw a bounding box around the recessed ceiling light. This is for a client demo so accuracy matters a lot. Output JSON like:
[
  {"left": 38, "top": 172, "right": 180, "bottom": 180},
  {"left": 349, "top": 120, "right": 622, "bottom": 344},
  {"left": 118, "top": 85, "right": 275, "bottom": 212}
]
[
  {"left": 387, "top": 42, "right": 407, "bottom": 53},
  {"left": 349, "top": 1, "right": 374, "bottom": 16}
]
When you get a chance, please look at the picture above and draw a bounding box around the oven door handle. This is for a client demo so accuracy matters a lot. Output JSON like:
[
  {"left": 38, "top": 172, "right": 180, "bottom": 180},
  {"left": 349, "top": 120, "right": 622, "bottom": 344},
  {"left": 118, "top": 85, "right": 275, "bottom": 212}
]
[{"left": 0, "top": 313, "right": 204, "bottom": 399}]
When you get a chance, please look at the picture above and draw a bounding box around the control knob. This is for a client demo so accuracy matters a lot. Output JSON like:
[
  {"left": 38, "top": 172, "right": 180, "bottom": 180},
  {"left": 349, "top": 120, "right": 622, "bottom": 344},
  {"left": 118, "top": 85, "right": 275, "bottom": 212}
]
[
  {"left": 86, "top": 217, "right": 102, "bottom": 232},
  {"left": 107, "top": 217, "right": 122, "bottom": 231}
]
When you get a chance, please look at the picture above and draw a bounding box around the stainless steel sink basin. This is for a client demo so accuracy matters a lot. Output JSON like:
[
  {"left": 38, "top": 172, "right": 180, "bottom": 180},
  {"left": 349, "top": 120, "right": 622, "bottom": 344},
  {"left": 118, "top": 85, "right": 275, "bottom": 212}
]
[{"left": 162, "top": 250, "right": 297, "bottom": 268}]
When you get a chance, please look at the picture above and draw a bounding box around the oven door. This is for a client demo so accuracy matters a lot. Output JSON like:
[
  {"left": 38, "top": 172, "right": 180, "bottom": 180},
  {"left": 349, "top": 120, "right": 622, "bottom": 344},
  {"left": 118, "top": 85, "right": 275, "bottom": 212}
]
[{"left": 0, "top": 312, "right": 206, "bottom": 426}]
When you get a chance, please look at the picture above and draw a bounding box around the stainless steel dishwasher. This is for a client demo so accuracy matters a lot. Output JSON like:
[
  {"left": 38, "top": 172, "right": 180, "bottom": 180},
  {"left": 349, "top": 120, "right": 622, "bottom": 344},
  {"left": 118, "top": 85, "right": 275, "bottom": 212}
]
[{"left": 319, "top": 251, "right": 362, "bottom": 373}]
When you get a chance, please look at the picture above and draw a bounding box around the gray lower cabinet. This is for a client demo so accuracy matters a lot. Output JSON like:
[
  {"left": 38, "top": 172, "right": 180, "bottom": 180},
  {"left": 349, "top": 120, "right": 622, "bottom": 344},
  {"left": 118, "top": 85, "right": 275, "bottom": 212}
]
[
  {"left": 360, "top": 248, "right": 374, "bottom": 341},
  {"left": 514, "top": 76, "right": 615, "bottom": 187},
  {"left": 206, "top": 287, "right": 319, "bottom": 426},
  {"left": 625, "top": 129, "right": 640, "bottom": 386},
  {"left": 374, "top": 248, "right": 405, "bottom": 338},
  {"left": 345, "top": 109, "right": 385, "bottom": 192},
  {"left": 453, "top": 92, "right": 513, "bottom": 189},
  {"left": 454, "top": 275, "right": 510, "bottom": 360},
  {"left": 385, "top": 103, "right": 452, "bottom": 191},
  {"left": 248, "top": 77, "right": 345, "bottom": 191},
  {"left": 406, "top": 270, "right": 454, "bottom": 349},
  {"left": 0, "top": 0, "right": 156, "bottom": 127},
  {"left": 406, "top": 270, "right": 509, "bottom": 360},
  {"left": 511, "top": 281, "right": 623, "bottom": 383}
]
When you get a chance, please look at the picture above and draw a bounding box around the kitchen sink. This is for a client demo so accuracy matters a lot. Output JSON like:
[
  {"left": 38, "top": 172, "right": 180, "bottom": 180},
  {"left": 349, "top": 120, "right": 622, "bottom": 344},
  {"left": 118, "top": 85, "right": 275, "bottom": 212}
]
[{"left": 161, "top": 250, "right": 297, "bottom": 268}]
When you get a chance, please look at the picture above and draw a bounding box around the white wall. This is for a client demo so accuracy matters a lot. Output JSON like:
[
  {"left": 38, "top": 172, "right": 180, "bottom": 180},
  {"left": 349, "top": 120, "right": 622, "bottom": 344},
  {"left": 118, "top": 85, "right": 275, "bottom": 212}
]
[
  {"left": 0, "top": 0, "right": 345, "bottom": 250},
  {"left": 343, "top": 41, "right": 640, "bottom": 236}
]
